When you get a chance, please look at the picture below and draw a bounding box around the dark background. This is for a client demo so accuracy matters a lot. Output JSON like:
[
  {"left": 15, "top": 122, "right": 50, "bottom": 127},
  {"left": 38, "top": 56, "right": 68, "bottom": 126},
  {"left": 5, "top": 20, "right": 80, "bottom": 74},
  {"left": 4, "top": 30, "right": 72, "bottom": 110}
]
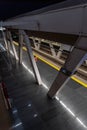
[{"left": 0, "top": 0, "right": 65, "bottom": 21}]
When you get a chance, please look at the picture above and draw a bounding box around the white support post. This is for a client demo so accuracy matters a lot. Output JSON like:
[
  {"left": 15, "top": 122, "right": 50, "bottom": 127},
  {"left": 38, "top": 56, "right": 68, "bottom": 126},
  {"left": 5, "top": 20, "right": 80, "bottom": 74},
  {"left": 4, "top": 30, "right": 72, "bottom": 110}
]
[
  {"left": 33, "top": 38, "right": 38, "bottom": 50},
  {"left": 57, "top": 49, "right": 62, "bottom": 59},
  {"left": 57, "top": 45, "right": 63, "bottom": 59},
  {"left": 33, "top": 38, "right": 41, "bottom": 50},
  {"left": 49, "top": 43, "right": 56, "bottom": 57},
  {"left": 21, "top": 30, "right": 42, "bottom": 85},
  {"left": 2, "top": 30, "right": 8, "bottom": 51},
  {"left": 19, "top": 30, "right": 23, "bottom": 64},
  {"left": 2, "top": 30, "right": 12, "bottom": 69},
  {"left": 85, "top": 60, "right": 87, "bottom": 65},
  {"left": 8, "top": 31, "right": 18, "bottom": 61},
  {"left": 5, "top": 31, "right": 13, "bottom": 65},
  {"left": 37, "top": 39, "right": 41, "bottom": 50}
]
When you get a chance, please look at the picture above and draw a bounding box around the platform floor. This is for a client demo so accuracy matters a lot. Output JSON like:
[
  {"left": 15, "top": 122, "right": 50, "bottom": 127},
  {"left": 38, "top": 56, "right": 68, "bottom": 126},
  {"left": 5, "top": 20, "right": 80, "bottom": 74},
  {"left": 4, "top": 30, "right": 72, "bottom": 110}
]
[
  {"left": 1, "top": 50, "right": 87, "bottom": 130},
  {"left": 0, "top": 87, "right": 11, "bottom": 130}
]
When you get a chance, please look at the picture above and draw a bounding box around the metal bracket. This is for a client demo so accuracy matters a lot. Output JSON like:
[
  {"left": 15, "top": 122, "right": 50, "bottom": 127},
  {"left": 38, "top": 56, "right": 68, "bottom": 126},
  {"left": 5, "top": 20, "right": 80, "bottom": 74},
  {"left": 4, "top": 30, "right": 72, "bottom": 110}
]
[{"left": 60, "top": 67, "right": 72, "bottom": 76}]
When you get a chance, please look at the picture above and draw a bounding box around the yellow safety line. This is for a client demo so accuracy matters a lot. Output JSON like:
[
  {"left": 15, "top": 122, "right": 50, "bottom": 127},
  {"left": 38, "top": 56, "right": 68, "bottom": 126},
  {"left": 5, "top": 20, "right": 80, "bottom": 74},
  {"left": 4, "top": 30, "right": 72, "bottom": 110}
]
[
  {"left": 34, "top": 53, "right": 60, "bottom": 71},
  {"left": 34, "top": 54, "right": 87, "bottom": 88},
  {"left": 13, "top": 41, "right": 87, "bottom": 88},
  {"left": 71, "top": 76, "right": 87, "bottom": 87},
  {"left": 13, "top": 41, "right": 19, "bottom": 46},
  {"left": 22, "top": 46, "right": 27, "bottom": 51}
]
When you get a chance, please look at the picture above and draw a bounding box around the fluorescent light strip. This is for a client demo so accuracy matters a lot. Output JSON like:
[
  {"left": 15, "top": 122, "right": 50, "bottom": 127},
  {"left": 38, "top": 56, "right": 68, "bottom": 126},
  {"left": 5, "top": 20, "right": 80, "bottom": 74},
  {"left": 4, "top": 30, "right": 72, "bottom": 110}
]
[
  {"left": 22, "top": 62, "right": 34, "bottom": 76},
  {"left": 76, "top": 117, "right": 87, "bottom": 128},
  {"left": 12, "top": 122, "right": 22, "bottom": 128},
  {"left": 60, "top": 101, "right": 75, "bottom": 117},
  {"left": 10, "top": 50, "right": 87, "bottom": 129},
  {"left": 59, "top": 101, "right": 75, "bottom": 117},
  {"left": 13, "top": 109, "right": 17, "bottom": 114},
  {"left": 55, "top": 96, "right": 59, "bottom": 101},
  {"left": 42, "top": 82, "right": 49, "bottom": 90}
]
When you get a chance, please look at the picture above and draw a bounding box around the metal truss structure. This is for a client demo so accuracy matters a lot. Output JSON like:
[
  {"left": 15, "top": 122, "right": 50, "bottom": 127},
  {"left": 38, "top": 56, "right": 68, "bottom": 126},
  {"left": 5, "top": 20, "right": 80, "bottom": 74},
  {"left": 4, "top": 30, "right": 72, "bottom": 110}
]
[{"left": 1, "top": 2, "right": 87, "bottom": 98}]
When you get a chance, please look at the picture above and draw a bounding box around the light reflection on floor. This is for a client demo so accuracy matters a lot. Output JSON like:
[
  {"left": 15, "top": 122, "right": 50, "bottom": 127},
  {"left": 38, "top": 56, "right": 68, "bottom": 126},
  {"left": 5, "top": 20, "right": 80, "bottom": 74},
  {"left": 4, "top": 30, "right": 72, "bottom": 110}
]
[{"left": 10, "top": 50, "right": 87, "bottom": 129}]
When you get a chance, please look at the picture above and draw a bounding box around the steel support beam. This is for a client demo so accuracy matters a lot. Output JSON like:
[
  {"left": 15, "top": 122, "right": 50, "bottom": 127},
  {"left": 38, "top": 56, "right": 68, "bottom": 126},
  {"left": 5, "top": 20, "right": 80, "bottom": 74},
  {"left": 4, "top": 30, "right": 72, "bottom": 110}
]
[
  {"left": 21, "top": 30, "right": 42, "bottom": 85},
  {"left": 6, "top": 30, "right": 15, "bottom": 65},
  {"left": 47, "top": 37, "right": 87, "bottom": 98},
  {"left": 57, "top": 49, "right": 62, "bottom": 59},
  {"left": 38, "top": 39, "right": 41, "bottom": 50},
  {"left": 33, "top": 38, "right": 38, "bottom": 50},
  {"left": 19, "top": 30, "right": 23, "bottom": 64},
  {"left": 49, "top": 43, "right": 56, "bottom": 57},
  {"left": 85, "top": 60, "right": 87, "bottom": 65},
  {"left": 7, "top": 31, "right": 18, "bottom": 61},
  {"left": 2, "top": 30, "right": 8, "bottom": 51},
  {"left": 33, "top": 38, "right": 41, "bottom": 50},
  {"left": 3, "top": 4, "right": 87, "bottom": 36},
  {"left": 1, "top": 30, "right": 12, "bottom": 70}
]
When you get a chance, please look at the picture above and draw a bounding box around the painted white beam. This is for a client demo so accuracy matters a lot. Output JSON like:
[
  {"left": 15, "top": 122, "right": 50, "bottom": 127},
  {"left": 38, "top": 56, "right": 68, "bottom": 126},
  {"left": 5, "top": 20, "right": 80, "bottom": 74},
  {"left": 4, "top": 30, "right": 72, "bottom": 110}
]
[{"left": 3, "top": 4, "right": 87, "bottom": 35}]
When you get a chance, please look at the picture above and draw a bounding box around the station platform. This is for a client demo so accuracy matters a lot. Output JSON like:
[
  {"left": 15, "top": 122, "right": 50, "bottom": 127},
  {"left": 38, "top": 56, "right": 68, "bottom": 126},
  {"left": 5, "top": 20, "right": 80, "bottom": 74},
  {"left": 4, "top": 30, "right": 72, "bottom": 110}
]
[
  {"left": 1, "top": 51, "right": 87, "bottom": 130},
  {"left": 0, "top": 86, "right": 11, "bottom": 130}
]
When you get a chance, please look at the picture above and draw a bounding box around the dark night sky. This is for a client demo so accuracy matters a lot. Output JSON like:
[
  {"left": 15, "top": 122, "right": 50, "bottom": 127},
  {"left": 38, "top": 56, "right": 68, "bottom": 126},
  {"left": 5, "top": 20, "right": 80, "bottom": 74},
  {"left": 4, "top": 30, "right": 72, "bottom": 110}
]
[{"left": 0, "top": 0, "right": 65, "bottom": 21}]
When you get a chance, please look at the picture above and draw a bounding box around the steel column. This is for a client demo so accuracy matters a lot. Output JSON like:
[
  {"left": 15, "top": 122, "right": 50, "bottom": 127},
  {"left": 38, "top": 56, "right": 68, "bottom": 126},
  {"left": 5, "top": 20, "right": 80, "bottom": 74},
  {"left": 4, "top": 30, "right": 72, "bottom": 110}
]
[
  {"left": 19, "top": 30, "right": 23, "bottom": 64},
  {"left": 49, "top": 43, "right": 56, "bottom": 57},
  {"left": 21, "top": 30, "right": 42, "bottom": 85},
  {"left": 2, "top": 30, "right": 8, "bottom": 51},
  {"left": 85, "top": 60, "right": 87, "bottom": 65},
  {"left": 37, "top": 39, "right": 41, "bottom": 50},
  {"left": 6, "top": 30, "right": 14, "bottom": 66},
  {"left": 57, "top": 50, "right": 62, "bottom": 59},
  {"left": 47, "top": 37, "right": 87, "bottom": 98},
  {"left": 2, "top": 30, "right": 12, "bottom": 69},
  {"left": 8, "top": 31, "right": 18, "bottom": 61},
  {"left": 33, "top": 38, "right": 38, "bottom": 50},
  {"left": 57, "top": 45, "right": 63, "bottom": 59}
]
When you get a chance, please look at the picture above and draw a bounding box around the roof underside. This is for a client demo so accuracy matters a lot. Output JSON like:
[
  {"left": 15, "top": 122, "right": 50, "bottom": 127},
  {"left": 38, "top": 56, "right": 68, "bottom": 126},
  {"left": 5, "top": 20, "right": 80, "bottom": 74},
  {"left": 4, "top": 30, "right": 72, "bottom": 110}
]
[{"left": 3, "top": 0, "right": 87, "bottom": 46}]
